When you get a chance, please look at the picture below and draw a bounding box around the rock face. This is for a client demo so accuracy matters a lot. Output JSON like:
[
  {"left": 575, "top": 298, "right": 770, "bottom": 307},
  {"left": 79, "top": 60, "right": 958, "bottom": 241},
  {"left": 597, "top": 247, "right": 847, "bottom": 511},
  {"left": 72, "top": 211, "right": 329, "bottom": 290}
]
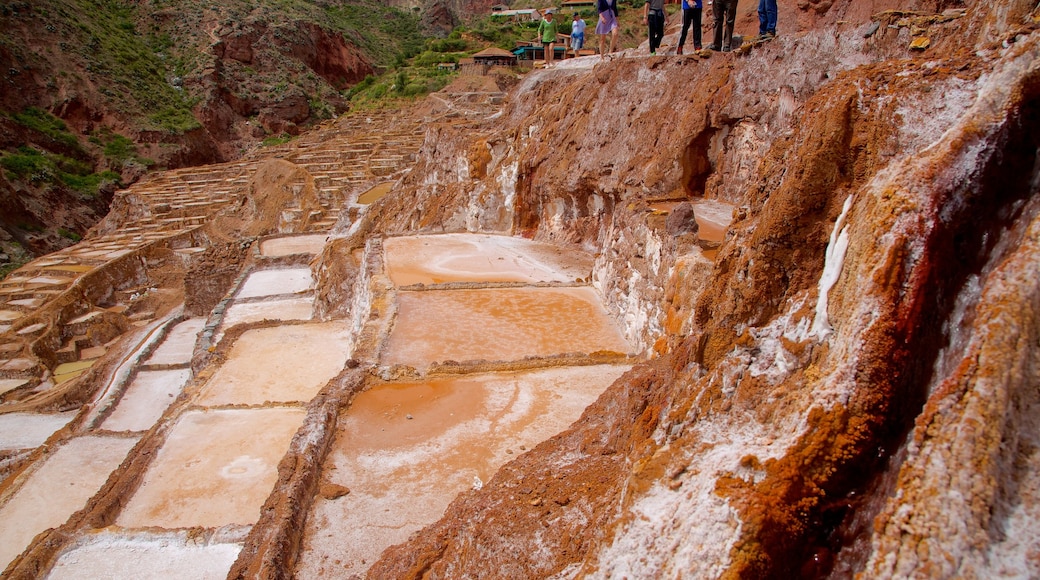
[{"left": 360, "top": 1, "right": 1040, "bottom": 578}]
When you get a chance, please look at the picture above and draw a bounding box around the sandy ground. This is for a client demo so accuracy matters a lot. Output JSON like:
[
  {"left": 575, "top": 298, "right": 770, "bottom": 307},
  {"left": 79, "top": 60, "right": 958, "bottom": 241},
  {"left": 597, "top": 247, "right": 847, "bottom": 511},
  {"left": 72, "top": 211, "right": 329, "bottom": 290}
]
[
  {"left": 0, "top": 435, "right": 140, "bottom": 569},
  {"left": 116, "top": 408, "right": 306, "bottom": 529},
  {"left": 381, "top": 287, "right": 632, "bottom": 369},
  {"left": 295, "top": 365, "right": 631, "bottom": 578},
  {"left": 383, "top": 233, "right": 595, "bottom": 286}
]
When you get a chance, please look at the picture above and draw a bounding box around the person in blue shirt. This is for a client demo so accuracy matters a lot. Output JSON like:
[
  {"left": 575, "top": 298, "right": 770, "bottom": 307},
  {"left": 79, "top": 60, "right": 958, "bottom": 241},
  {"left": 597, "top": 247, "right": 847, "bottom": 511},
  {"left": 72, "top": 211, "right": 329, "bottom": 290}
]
[
  {"left": 758, "top": 0, "right": 777, "bottom": 40},
  {"left": 676, "top": 0, "right": 702, "bottom": 54},
  {"left": 571, "top": 13, "right": 587, "bottom": 58}
]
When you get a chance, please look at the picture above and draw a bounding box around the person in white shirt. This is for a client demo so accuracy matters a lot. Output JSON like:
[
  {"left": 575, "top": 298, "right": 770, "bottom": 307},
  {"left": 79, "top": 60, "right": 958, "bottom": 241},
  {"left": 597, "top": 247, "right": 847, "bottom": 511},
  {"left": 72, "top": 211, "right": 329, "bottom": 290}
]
[{"left": 571, "top": 13, "right": 587, "bottom": 58}]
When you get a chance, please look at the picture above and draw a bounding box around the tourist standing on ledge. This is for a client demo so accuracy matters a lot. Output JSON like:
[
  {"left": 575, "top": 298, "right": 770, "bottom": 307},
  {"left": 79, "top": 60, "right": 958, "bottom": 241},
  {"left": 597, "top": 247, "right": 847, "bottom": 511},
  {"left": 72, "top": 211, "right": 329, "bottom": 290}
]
[
  {"left": 710, "top": 0, "right": 738, "bottom": 52},
  {"left": 596, "top": 0, "right": 620, "bottom": 56},
  {"left": 571, "top": 13, "right": 587, "bottom": 58},
  {"left": 643, "top": 0, "right": 667, "bottom": 55},
  {"left": 676, "top": 0, "right": 703, "bottom": 54},
  {"left": 538, "top": 10, "right": 559, "bottom": 67},
  {"left": 757, "top": 0, "right": 777, "bottom": 40}
]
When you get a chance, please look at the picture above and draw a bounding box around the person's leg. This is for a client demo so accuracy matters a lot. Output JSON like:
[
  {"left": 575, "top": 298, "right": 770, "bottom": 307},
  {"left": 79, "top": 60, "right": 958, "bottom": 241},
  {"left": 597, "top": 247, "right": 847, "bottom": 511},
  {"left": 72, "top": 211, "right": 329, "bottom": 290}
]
[
  {"left": 610, "top": 27, "right": 618, "bottom": 53},
  {"left": 547, "top": 41, "right": 554, "bottom": 65},
  {"left": 723, "top": 0, "right": 737, "bottom": 50},
  {"left": 678, "top": 8, "right": 691, "bottom": 49},
  {"left": 712, "top": 0, "right": 725, "bottom": 49},
  {"left": 758, "top": 0, "right": 767, "bottom": 35},
  {"left": 693, "top": 7, "right": 702, "bottom": 48},
  {"left": 649, "top": 11, "right": 663, "bottom": 53},
  {"left": 767, "top": 0, "right": 778, "bottom": 35}
]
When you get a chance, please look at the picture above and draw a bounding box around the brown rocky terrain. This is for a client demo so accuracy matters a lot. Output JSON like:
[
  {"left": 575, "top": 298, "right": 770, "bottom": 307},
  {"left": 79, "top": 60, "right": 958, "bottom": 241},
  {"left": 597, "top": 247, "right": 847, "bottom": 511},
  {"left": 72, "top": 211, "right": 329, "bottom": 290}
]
[{"left": 0, "top": 0, "right": 1038, "bottom": 578}]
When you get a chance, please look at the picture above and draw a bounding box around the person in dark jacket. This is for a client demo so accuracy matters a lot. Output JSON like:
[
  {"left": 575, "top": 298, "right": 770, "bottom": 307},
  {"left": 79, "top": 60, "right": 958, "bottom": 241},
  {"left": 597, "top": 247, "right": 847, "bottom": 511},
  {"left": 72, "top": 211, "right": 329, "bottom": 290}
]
[{"left": 643, "top": 0, "right": 667, "bottom": 55}]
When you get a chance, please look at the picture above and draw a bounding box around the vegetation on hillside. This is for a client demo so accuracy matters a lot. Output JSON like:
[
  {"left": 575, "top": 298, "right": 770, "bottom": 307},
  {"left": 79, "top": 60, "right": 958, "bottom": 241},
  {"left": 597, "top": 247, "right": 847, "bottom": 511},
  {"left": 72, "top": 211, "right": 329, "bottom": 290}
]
[{"left": 345, "top": 0, "right": 648, "bottom": 108}]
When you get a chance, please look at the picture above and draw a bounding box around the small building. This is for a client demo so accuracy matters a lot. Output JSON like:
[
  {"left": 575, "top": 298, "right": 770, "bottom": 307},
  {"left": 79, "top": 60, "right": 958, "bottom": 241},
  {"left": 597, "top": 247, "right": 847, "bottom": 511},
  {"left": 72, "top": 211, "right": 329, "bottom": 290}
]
[
  {"left": 459, "top": 48, "right": 518, "bottom": 75},
  {"left": 472, "top": 47, "right": 518, "bottom": 67},
  {"left": 491, "top": 4, "right": 509, "bottom": 11},
  {"left": 490, "top": 8, "right": 541, "bottom": 22},
  {"left": 562, "top": 0, "right": 596, "bottom": 10}
]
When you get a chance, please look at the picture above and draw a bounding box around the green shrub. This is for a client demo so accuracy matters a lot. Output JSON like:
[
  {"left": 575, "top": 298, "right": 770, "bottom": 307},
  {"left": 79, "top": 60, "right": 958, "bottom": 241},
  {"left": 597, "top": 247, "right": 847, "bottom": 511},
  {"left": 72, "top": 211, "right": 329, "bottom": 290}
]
[
  {"left": 10, "top": 107, "right": 82, "bottom": 151},
  {"left": 0, "top": 147, "right": 49, "bottom": 179},
  {"left": 262, "top": 134, "right": 293, "bottom": 147},
  {"left": 58, "top": 228, "right": 83, "bottom": 242}
]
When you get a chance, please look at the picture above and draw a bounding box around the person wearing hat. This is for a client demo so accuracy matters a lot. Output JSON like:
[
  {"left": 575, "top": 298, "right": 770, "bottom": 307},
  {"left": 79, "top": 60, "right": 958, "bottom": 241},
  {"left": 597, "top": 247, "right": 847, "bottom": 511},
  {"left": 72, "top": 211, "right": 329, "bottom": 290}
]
[{"left": 538, "top": 9, "right": 559, "bottom": 67}]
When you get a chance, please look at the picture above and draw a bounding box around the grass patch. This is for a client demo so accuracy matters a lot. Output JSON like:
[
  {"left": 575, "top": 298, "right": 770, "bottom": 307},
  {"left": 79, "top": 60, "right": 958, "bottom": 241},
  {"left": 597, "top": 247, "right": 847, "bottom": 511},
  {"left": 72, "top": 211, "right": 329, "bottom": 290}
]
[
  {"left": 0, "top": 146, "right": 121, "bottom": 197},
  {"left": 261, "top": 133, "right": 293, "bottom": 147}
]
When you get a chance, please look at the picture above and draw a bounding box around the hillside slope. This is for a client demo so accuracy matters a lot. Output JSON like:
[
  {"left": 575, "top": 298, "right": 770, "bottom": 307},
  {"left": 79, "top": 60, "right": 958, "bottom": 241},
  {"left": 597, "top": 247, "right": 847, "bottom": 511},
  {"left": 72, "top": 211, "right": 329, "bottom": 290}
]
[
  {"left": 352, "top": 0, "right": 1040, "bottom": 577},
  {"left": 0, "top": 0, "right": 423, "bottom": 261}
]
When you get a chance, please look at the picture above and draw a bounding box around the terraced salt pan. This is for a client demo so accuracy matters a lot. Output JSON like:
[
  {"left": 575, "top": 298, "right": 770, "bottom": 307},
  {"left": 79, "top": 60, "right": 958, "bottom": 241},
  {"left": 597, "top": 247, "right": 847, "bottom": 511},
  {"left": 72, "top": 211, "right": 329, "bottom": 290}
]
[
  {"left": 381, "top": 287, "right": 631, "bottom": 369},
  {"left": 295, "top": 365, "right": 631, "bottom": 578},
  {"left": 215, "top": 297, "right": 314, "bottom": 344},
  {"left": 235, "top": 268, "right": 313, "bottom": 299},
  {"left": 145, "top": 318, "right": 204, "bottom": 367},
  {"left": 0, "top": 411, "right": 77, "bottom": 450},
  {"left": 259, "top": 234, "right": 327, "bottom": 257},
  {"left": 0, "top": 378, "right": 28, "bottom": 396},
  {"left": 116, "top": 407, "right": 305, "bottom": 529},
  {"left": 101, "top": 369, "right": 192, "bottom": 432},
  {"left": 46, "top": 532, "right": 241, "bottom": 580},
  {"left": 0, "top": 435, "right": 139, "bottom": 570},
  {"left": 383, "top": 233, "right": 594, "bottom": 286},
  {"left": 197, "top": 322, "right": 351, "bottom": 406},
  {"left": 648, "top": 199, "right": 734, "bottom": 243}
]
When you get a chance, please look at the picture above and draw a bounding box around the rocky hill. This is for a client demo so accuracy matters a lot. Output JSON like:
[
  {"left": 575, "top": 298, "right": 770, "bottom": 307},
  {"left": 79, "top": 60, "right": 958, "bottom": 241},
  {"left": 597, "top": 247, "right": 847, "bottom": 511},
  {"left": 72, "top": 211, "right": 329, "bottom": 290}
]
[
  {"left": 0, "top": 0, "right": 431, "bottom": 262},
  {"left": 0, "top": 0, "right": 1038, "bottom": 578}
]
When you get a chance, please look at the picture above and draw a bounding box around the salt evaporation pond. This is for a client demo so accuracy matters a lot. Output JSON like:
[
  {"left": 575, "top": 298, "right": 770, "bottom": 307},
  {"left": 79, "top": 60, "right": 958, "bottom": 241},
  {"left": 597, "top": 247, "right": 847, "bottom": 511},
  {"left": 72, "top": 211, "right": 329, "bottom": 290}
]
[
  {"left": 648, "top": 199, "right": 734, "bottom": 244},
  {"left": 101, "top": 369, "right": 192, "bottom": 432},
  {"left": 116, "top": 408, "right": 305, "bottom": 529},
  {"left": 381, "top": 287, "right": 631, "bottom": 369},
  {"left": 215, "top": 296, "right": 314, "bottom": 343},
  {"left": 0, "top": 435, "right": 139, "bottom": 569},
  {"left": 383, "top": 233, "right": 593, "bottom": 286},
  {"left": 46, "top": 533, "right": 241, "bottom": 580},
  {"left": 295, "top": 365, "right": 631, "bottom": 578},
  {"left": 197, "top": 322, "right": 351, "bottom": 406},
  {"left": 0, "top": 411, "right": 77, "bottom": 450},
  {"left": 259, "top": 234, "right": 327, "bottom": 257},
  {"left": 145, "top": 318, "right": 204, "bottom": 367},
  {"left": 235, "top": 267, "right": 313, "bottom": 299}
]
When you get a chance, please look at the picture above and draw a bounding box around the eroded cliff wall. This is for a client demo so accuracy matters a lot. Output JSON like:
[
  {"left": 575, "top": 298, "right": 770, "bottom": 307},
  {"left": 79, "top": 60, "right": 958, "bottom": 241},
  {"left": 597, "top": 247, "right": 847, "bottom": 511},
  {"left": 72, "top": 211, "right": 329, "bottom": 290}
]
[{"left": 356, "top": 1, "right": 1040, "bottom": 577}]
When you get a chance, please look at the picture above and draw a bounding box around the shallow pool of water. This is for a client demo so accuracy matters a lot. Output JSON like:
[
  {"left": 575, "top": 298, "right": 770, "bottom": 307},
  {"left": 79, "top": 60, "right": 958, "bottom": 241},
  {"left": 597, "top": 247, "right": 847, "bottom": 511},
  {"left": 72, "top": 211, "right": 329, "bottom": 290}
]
[
  {"left": 381, "top": 287, "right": 631, "bottom": 369},
  {"left": 296, "top": 365, "right": 630, "bottom": 578}
]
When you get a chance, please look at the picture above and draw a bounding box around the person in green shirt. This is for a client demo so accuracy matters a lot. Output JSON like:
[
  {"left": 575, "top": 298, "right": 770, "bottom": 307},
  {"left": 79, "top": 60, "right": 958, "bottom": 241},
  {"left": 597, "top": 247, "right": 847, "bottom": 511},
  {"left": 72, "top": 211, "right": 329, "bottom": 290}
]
[{"left": 538, "top": 10, "right": 559, "bottom": 67}]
